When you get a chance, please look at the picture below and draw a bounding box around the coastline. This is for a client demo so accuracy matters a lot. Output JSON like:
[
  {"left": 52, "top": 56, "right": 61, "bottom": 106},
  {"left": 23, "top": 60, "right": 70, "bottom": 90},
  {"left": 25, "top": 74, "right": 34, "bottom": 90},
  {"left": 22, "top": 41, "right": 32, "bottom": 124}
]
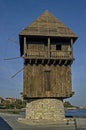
[
  {"left": 65, "top": 107, "right": 86, "bottom": 110},
  {"left": 0, "top": 108, "right": 86, "bottom": 118},
  {"left": 0, "top": 108, "right": 25, "bottom": 113}
]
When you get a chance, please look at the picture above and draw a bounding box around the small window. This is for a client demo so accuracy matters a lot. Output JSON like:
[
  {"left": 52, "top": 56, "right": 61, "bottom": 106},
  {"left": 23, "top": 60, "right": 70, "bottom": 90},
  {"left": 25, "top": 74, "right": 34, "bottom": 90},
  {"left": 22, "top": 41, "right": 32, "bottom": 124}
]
[{"left": 56, "top": 44, "right": 61, "bottom": 50}]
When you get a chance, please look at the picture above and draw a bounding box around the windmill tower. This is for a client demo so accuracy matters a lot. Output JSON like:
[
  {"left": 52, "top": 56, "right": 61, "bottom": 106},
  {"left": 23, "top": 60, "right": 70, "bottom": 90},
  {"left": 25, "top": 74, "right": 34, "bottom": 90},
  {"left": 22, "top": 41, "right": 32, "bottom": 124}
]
[{"left": 19, "top": 10, "right": 77, "bottom": 121}]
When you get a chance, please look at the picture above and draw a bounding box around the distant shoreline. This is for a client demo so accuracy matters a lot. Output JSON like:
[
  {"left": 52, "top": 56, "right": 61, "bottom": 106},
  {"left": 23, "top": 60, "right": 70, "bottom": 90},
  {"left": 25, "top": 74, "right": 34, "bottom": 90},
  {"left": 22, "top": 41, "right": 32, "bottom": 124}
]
[
  {"left": 0, "top": 108, "right": 86, "bottom": 112},
  {"left": 65, "top": 108, "right": 86, "bottom": 110},
  {"left": 0, "top": 108, "right": 25, "bottom": 114}
]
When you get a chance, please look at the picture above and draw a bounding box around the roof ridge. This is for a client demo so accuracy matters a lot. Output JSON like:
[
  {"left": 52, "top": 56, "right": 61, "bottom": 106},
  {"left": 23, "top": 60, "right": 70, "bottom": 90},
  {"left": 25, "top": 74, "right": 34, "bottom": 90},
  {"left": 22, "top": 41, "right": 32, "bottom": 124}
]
[{"left": 20, "top": 10, "right": 78, "bottom": 39}]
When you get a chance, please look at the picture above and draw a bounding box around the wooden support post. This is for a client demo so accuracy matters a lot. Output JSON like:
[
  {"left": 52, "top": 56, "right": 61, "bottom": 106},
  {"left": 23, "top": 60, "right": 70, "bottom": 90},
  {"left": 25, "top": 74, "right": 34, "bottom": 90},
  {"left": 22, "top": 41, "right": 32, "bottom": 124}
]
[
  {"left": 47, "top": 59, "right": 50, "bottom": 64},
  {"left": 42, "top": 59, "right": 44, "bottom": 64},
  {"left": 29, "top": 59, "right": 31, "bottom": 64},
  {"left": 64, "top": 60, "right": 67, "bottom": 65},
  {"left": 48, "top": 37, "right": 50, "bottom": 58},
  {"left": 53, "top": 60, "right": 56, "bottom": 65},
  {"left": 35, "top": 59, "right": 37, "bottom": 64},
  {"left": 59, "top": 59, "right": 61, "bottom": 65},
  {"left": 24, "top": 36, "right": 27, "bottom": 57}
]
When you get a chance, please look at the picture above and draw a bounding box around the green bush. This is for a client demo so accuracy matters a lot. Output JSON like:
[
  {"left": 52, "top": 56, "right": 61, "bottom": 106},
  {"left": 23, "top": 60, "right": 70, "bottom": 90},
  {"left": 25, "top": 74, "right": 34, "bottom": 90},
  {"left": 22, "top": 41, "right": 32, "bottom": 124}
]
[{"left": 1, "top": 100, "right": 26, "bottom": 109}]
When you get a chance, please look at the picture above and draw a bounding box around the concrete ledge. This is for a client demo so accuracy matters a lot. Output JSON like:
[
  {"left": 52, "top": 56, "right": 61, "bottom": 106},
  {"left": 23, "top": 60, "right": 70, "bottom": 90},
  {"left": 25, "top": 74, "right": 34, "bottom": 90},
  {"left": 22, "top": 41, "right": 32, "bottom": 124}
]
[
  {"left": 18, "top": 117, "right": 75, "bottom": 126},
  {"left": 1, "top": 113, "right": 86, "bottom": 130}
]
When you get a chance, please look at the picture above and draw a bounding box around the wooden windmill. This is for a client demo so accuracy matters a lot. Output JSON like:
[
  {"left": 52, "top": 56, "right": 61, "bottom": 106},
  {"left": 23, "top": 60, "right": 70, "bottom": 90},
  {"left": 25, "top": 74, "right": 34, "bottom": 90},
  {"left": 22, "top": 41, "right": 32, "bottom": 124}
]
[{"left": 19, "top": 10, "right": 78, "bottom": 121}]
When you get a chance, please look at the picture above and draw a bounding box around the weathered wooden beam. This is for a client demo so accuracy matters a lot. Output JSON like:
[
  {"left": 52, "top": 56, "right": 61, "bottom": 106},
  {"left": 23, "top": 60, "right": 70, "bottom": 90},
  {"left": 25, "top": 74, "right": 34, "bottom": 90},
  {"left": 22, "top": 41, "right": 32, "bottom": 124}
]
[
  {"left": 29, "top": 59, "right": 31, "bottom": 64},
  {"left": 48, "top": 37, "right": 50, "bottom": 58},
  {"left": 35, "top": 59, "right": 37, "bottom": 64},
  {"left": 24, "top": 36, "right": 27, "bottom": 57},
  {"left": 53, "top": 60, "right": 56, "bottom": 65},
  {"left": 47, "top": 59, "right": 50, "bottom": 64},
  {"left": 64, "top": 60, "right": 67, "bottom": 65},
  {"left": 42, "top": 59, "right": 44, "bottom": 64},
  {"left": 59, "top": 59, "right": 61, "bottom": 65}
]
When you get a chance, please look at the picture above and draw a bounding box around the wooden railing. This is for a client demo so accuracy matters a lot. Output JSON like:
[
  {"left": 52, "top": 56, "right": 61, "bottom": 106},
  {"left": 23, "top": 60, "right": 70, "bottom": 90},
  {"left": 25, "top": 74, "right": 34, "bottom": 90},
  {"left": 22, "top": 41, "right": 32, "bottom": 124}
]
[
  {"left": 50, "top": 51, "right": 73, "bottom": 59},
  {"left": 25, "top": 50, "right": 73, "bottom": 59}
]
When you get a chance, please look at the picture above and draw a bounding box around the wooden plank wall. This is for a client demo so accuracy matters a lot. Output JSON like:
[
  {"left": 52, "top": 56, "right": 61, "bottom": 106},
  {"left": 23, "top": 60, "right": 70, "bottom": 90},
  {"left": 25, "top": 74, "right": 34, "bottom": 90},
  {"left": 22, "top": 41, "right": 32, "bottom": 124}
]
[{"left": 23, "top": 64, "right": 72, "bottom": 98}]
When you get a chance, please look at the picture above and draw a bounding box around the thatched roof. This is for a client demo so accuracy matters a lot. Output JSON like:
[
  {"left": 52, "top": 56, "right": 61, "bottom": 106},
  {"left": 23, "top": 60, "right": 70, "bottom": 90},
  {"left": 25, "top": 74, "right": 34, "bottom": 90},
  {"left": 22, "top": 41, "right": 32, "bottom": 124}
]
[{"left": 19, "top": 10, "right": 77, "bottom": 39}]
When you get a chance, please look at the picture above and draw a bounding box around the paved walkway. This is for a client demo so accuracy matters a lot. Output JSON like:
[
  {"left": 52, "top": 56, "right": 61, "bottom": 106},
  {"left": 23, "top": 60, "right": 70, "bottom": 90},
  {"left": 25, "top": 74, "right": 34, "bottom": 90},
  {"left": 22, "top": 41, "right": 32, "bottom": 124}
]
[{"left": 0, "top": 113, "right": 86, "bottom": 130}]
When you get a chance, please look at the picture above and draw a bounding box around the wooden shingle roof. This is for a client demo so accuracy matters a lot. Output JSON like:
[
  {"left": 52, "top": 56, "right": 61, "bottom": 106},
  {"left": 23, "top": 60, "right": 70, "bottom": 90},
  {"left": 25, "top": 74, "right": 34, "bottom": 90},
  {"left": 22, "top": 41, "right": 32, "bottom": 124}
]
[{"left": 20, "top": 10, "right": 77, "bottom": 39}]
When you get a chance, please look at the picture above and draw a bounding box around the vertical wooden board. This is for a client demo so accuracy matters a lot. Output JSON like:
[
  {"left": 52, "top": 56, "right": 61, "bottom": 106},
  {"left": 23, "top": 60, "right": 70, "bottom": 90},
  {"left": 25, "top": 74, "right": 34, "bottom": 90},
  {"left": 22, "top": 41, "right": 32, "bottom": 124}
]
[
  {"left": 24, "top": 63, "right": 72, "bottom": 98},
  {"left": 55, "top": 65, "right": 58, "bottom": 96},
  {"left": 57, "top": 65, "right": 62, "bottom": 97},
  {"left": 27, "top": 64, "right": 32, "bottom": 97},
  {"left": 27, "top": 64, "right": 34, "bottom": 97},
  {"left": 26, "top": 64, "right": 44, "bottom": 97},
  {"left": 65, "top": 66, "right": 69, "bottom": 96},
  {"left": 41, "top": 65, "right": 44, "bottom": 95},
  {"left": 55, "top": 65, "right": 58, "bottom": 97},
  {"left": 65, "top": 65, "right": 72, "bottom": 96},
  {"left": 23, "top": 64, "right": 28, "bottom": 96},
  {"left": 60, "top": 66, "right": 64, "bottom": 97},
  {"left": 63, "top": 66, "right": 66, "bottom": 96},
  {"left": 68, "top": 66, "right": 72, "bottom": 95},
  {"left": 44, "top": 71, "right": 50, "bottom": 91},
  {"left": 30, "top": 64, "right": 35, "bottom": 97},
  {"left": 50, "top": 65, "right": 56, "bottom": 97},
  {"left": 60, "top": 66, "right": 63, "bottom": 96},
  {"left": 36, "top": 65, "right": 42, "bottom": 97}
]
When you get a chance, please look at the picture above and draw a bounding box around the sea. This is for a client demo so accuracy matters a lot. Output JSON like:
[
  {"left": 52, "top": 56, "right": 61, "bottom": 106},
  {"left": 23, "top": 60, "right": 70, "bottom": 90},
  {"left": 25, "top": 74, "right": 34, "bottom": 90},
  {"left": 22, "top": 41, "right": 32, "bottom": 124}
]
[{"left": 65, "top": 109, "right": 86, "bottom": 117}]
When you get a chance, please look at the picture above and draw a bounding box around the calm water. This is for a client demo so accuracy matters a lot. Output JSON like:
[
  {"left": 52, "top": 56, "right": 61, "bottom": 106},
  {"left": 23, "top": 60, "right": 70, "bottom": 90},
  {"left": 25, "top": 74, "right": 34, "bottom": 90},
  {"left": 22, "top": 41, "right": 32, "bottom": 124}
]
[{"left": 65, "top": 109, "right": 86, "bottom": 117}]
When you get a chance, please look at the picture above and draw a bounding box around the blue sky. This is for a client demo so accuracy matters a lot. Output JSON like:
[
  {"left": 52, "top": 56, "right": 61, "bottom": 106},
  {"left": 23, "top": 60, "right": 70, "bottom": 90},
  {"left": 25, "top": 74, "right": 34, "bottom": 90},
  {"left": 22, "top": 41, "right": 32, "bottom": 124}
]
[{"left": 0, "top": 0, "right": 86, "bottom": 106}]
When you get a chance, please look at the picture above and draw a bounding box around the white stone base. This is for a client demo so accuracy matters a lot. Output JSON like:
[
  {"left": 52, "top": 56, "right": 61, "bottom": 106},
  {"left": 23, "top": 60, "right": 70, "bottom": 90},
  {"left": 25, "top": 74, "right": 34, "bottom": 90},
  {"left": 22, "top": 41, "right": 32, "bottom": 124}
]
[{"left": 26, "top": 99, "right": 65, "bottom": 121}]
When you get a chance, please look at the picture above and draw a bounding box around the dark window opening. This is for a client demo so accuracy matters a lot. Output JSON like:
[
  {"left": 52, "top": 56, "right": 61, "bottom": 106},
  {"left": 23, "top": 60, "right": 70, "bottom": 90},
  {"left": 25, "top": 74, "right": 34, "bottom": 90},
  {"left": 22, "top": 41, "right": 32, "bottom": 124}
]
[
  {"left": 45, "top": 43, "right": 48, "bottom": 46},
  {"left": 56, "top": 44, "right": 61, "bottom": 50},
  {"left": 27, "top": 37, "right": 47, "bottom": 44}
]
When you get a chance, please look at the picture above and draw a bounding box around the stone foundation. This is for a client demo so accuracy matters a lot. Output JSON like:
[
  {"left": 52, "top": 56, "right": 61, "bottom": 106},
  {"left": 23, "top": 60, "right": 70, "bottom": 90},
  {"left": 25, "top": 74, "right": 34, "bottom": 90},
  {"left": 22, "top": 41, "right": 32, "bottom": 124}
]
[{"left": 26, "top": 99, "right": 65, "bottom": 121}]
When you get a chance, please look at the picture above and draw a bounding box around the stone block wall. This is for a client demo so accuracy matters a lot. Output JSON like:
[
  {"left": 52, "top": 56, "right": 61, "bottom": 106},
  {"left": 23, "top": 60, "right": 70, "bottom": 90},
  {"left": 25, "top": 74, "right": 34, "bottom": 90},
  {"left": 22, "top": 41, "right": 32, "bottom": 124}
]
[{"left": 26, "top": 99, "right": 65, "bottom": 121}]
